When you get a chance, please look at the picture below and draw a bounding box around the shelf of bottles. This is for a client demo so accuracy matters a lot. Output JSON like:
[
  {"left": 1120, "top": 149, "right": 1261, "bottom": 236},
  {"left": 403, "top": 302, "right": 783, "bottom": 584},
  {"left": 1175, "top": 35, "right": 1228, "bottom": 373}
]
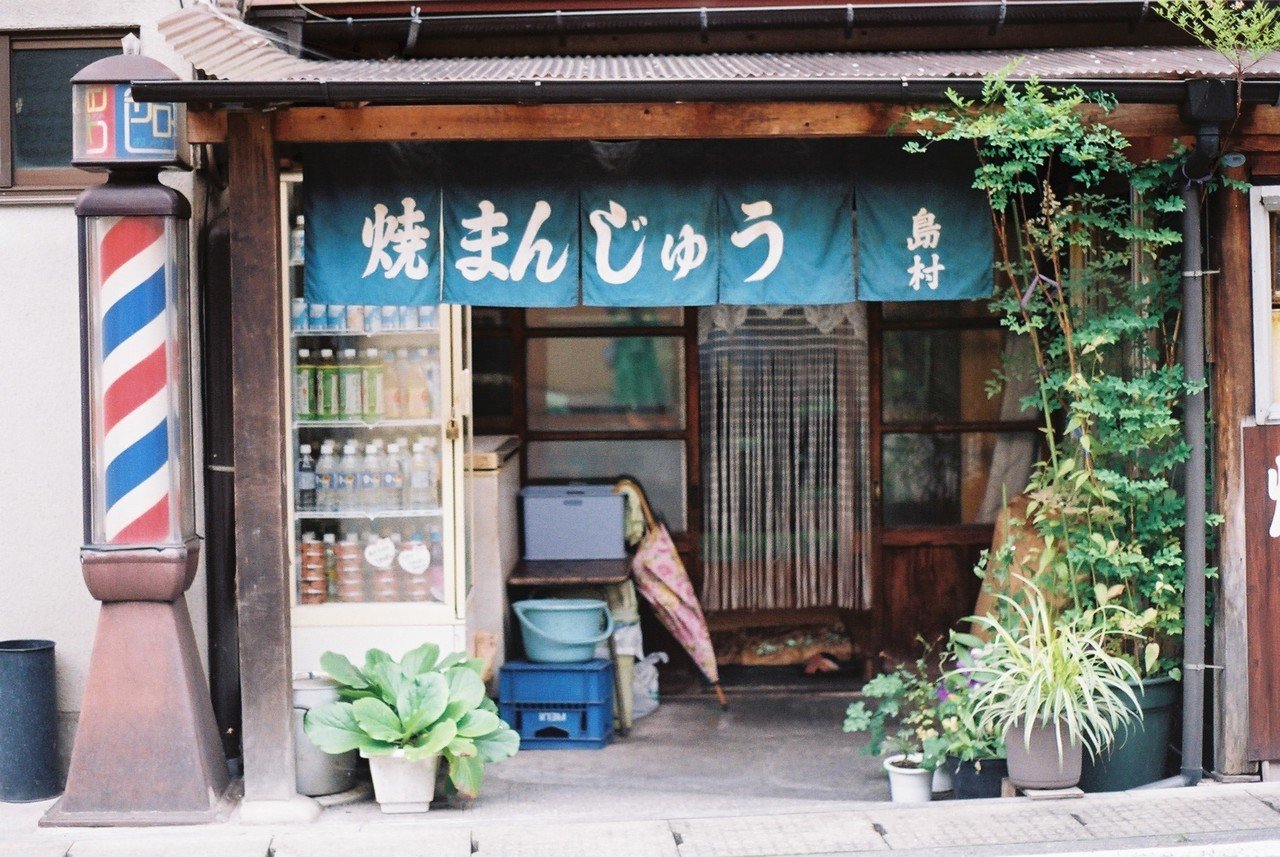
[{"left": 284, "top": 178, "right": 451, "bottom": 610}]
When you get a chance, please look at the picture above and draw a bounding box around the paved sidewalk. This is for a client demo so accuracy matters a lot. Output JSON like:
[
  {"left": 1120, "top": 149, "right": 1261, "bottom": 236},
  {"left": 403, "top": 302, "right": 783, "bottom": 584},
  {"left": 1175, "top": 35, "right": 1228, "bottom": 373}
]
[{"left": 5, "top": 781, "right": 1280, "bottom": 856}]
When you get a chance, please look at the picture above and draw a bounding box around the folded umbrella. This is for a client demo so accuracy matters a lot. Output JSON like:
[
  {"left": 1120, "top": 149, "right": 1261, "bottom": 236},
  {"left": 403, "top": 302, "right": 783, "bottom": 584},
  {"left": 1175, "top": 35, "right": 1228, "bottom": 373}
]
[{"left": 616, "top": 478, "right": 728, "bottom": 710}]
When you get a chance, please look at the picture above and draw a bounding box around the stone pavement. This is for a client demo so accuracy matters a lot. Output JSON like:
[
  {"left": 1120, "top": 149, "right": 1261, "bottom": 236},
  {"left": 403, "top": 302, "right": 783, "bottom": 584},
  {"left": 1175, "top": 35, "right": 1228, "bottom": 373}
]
[{"left": 5, "top": 781, "right": 1280, "bottom": 856}]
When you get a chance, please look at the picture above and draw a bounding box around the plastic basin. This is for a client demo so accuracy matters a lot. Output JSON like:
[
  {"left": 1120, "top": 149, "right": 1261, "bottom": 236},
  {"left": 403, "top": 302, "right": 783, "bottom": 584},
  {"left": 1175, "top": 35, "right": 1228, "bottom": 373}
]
[{"left": 513, "top": 599, "right": 614, "bottom": 663}]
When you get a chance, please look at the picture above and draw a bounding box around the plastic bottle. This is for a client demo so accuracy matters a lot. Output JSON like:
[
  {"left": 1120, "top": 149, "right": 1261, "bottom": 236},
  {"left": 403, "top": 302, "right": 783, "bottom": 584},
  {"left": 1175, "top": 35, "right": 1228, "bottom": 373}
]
[
  {"left": 362, "top": 348, "right": 384, "bottom": 423},
  {"left": 315, "top": 441, "right": 337, "bottom": 512},
  {"left": 315, "top": 349, "right": 340, "bottom": 419},
  {"left": 297, "top": 443, "right": 317, "bottom": 510},
  {"left": 338, "top": 348, "right": 363, "bottom": 421},
  {"left": 288, "top": 215, "right": 306, "bottom": 266},
  {"left": 423, "top": 435, "right": 441, "bottom": 506},
  {"left": 336, "top": 441, "right": 361, "bottom": 513},
  {"left": 383, "top": 351, "right": 404, "bottom": 419},
  {"left": 293, "top": 349, "right": 315, "bottom": 420},
  {"left": 403, "top": 349, "right": 431, "bottom": 419},
  {"left": 419, "top": 348, "right": 440, "bottom": 418},
  {"left": 382, "top": 443, "right": 405, "bottom": 511},
  {"left": 358, "top": 443, "right": 382, "bottom": 511},
  {"left": 406, "top": 441, "right": 433, "bottom": 509},
  {"left": 322, "top": 532, "right": 338, "bottom": 598}
]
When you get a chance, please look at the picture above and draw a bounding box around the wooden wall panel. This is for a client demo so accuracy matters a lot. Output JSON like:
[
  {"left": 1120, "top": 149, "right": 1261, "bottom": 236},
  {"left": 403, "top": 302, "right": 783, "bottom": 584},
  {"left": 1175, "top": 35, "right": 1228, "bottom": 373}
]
[
  {"left": 1244, "top": 426, "right": 1280, "bottom": 761},
  {"left": 877, "top": 537, "right": 987, "bottom": 660}
]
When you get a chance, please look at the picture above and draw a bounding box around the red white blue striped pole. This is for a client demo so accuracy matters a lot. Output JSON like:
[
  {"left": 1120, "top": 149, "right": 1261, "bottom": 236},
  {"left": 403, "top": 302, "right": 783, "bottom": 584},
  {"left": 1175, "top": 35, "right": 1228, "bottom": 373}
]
[{"left": 96, "top": 215, "right": 174, "bottom": 545}]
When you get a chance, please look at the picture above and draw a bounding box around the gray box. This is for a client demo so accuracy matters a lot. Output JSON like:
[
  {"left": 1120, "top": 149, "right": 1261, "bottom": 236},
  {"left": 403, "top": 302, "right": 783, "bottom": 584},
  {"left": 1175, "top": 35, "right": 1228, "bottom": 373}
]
[{"left": 521, "top": 485, "right": 626, "bottom": 560}]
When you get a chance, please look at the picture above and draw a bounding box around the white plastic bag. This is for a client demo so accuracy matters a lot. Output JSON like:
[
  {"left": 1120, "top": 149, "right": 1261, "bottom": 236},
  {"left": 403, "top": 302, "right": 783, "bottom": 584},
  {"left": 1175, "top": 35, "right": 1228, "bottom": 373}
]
[{"left": 632, "top": 652, "right": 669, "bottom": 720}]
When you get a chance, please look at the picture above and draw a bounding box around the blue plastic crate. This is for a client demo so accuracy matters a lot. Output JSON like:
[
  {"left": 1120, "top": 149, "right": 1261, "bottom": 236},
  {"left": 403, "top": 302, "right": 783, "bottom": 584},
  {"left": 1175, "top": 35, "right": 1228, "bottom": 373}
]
[
  {"left": 498, "top": 700, "right": 613, "bottom": 749},
  {"left": 499, "top": 659, "right": 613, "bottom": 706}
]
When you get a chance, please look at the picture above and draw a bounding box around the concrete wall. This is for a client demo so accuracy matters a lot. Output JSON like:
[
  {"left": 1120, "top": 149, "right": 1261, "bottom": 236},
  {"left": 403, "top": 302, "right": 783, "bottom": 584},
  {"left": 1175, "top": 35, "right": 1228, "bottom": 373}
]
[{"left": 0, "top": 1, "right": 209, "bottom": 772}]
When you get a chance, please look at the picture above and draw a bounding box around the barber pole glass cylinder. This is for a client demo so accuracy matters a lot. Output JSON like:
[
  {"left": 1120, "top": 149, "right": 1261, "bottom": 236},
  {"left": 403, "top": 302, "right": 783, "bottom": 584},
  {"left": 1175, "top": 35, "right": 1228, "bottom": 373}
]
[{"left": 82, "top": 208, "right": 194, "bottom": 546}]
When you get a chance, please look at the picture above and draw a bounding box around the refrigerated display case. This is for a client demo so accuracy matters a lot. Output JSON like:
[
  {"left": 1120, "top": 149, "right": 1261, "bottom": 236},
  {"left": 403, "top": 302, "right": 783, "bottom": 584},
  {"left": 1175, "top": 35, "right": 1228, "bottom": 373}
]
[{"left": 280, "top": 172, "right": 473, "bottom": 670}]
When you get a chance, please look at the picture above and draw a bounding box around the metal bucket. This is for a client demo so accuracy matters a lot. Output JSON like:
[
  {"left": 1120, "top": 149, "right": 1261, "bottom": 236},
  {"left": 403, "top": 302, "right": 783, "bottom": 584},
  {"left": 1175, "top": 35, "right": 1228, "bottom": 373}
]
[
  {"left": 0, "top": 640, "right": 60, "bottom": 802},
  {"left": 293, "top": 675, "right": 358, "bottom": 797}
]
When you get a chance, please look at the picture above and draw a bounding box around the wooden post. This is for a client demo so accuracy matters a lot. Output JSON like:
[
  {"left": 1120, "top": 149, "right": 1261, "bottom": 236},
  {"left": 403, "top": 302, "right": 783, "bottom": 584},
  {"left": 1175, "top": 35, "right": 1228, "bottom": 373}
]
[
  {"left": 1211, "top": 163, "right": 1256, "bottom": 777},
  {"left": 227, "top": 111, "right": 318, "bottom": 821}
]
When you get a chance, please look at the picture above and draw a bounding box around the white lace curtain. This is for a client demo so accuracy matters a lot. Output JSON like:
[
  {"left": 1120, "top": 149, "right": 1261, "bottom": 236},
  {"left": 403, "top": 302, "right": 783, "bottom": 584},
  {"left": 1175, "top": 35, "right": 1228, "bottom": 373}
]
[{"left": 699, "top": 304, "right": 871, "bottom": 611}]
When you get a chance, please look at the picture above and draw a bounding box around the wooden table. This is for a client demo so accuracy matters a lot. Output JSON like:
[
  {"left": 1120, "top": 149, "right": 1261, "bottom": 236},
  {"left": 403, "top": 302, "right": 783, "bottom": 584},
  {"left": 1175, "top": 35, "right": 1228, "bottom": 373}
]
[{"left": 508, "top": 557, "right": 633, "bottom": 736}]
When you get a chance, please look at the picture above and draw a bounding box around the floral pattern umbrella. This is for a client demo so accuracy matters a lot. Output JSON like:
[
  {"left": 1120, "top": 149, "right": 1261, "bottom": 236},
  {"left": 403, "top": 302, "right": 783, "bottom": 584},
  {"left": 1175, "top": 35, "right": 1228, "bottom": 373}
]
[{"left": 617, "top": 479, "right": 728, "bottom": 709}]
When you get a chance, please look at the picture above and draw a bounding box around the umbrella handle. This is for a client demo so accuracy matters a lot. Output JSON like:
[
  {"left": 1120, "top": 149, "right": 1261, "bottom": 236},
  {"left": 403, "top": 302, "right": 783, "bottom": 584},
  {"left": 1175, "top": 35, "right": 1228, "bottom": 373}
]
[
  {"left": 513, "top": 602, "right": 616, "bottom": 647},
  {"left": 615, "top": 477, "right": 658, "bottom": 531}
]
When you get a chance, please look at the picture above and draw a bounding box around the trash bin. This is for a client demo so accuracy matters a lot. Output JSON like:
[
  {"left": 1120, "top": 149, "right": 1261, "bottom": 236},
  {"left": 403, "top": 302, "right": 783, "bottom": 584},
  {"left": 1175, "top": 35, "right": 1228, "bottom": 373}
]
[
  {"left": 293, "top": 675, "right": 358, "bottom": 797},
  {"left": 0, "top": 639, "right": 60, "bottom": 802}
]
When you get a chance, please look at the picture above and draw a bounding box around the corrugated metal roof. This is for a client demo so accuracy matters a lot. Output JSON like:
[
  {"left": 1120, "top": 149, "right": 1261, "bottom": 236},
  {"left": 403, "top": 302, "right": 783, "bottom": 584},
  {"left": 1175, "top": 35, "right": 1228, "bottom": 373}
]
[{"left": 157, "top": 4, "right": 1280, "bottom": 85}]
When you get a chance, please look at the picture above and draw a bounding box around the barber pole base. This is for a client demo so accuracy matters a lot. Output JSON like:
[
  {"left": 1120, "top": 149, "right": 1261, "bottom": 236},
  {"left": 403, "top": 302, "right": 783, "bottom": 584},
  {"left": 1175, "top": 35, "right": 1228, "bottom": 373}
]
[{"left": 41, "top": 543, "right": 230, "bottom": 827}]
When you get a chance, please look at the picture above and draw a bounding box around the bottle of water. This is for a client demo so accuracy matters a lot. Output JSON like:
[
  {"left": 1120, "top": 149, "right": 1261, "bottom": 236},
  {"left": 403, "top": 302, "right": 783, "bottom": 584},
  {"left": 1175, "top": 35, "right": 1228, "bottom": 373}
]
[
  {"left": 315, "top": 441, "right": 337, "bottom": 512},
  {"left": 337, "top": 441, "right": 361, "bottom": 513},
  {"left": 296, "top": 444, "right": 317, "bottom": 511},
  {"left": 383, "top": 443, "right": 406, "bottom": 511},
  {"left": 359, "top": 443, "right": 382, "bottom": 511},
  {"left": 407, "top": 441, "right": 433, "bottom": 509}
]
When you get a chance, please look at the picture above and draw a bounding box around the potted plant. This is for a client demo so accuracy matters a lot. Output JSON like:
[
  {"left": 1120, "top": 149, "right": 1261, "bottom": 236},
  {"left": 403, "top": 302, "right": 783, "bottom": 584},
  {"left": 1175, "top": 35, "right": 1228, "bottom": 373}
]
[
  {"left": 964, "top": 580, "right": 1141, "bottom": 791},
  {"left": 936, "top": 636, "right": 1007, "bottom": 799},
  {"left": 843, "top": 653, "right": 945, "bottom": 804},
  {"left": 304, "top": 644, "right": 520, "bottom": 813}
]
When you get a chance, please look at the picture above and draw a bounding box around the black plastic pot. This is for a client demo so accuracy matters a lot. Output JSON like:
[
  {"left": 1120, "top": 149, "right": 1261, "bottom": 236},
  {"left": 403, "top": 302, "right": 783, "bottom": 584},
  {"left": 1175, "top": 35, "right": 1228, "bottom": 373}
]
[
  {"left": 1079, "top": 676, "right": 1179, "bottom": 792},
  {"left": 948, "top": 755, "right": 1008, "bottom": 799},
  {"left": 0, "top": 640, "right": 60, "bottom": 802}
]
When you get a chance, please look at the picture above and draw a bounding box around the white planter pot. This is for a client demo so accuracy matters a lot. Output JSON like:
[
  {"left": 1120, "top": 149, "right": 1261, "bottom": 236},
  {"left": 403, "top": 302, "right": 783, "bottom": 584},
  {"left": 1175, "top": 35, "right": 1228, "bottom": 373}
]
[
  {"left": 362, "top": 750, "right": 440, "bottom": 814},
  {"left": 931, "top": 764, "right": 953, "bottom": 794},
  {"left": 883, "top": 754, "right": 933, "bottom": 804}
]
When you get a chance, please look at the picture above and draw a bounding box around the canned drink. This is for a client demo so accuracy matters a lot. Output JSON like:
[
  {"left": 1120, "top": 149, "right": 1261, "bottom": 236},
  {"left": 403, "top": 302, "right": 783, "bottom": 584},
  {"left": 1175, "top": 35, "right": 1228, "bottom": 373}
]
[
  {"left": 417, "top": 306, "right": 437, "bottom": 329},
  {"left": 291, "top": 298, "right": 308, "bottom": 331},
  {"left": 327, "top": 304, "right": 346, "bottom": 331},
  {"left": 399, "top": 305, "right": 418, "bottom": 329},
  {"left": 380, "top": 305, "right": 400, "bottom": 331},
  {"left": 307, "top": 302, "right": 327, "bottom": 331},
  {"left": 364, "top": 305, "right": 382, "bottom": 333}
]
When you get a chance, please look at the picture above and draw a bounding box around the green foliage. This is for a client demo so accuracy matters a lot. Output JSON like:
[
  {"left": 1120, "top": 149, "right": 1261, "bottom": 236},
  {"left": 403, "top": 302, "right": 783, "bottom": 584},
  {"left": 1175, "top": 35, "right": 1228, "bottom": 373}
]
[
  {"left": 304, "top": 645, "right": 519, "bottom": 798},
  {"left": 936, "top": 633, "right": 1006, "bottom": 763},
  {"left": 844, "top": 647, "right": 948, "bottom": 770},
  {"left": 1155, "top": 0, "right": 1280, "bottom": 71},
  {"left": 964, "top": 579, "right": 1143, "bottom": 760},
  {"left": 909, "top": 70, "right": 1201, "bottom": 678}
]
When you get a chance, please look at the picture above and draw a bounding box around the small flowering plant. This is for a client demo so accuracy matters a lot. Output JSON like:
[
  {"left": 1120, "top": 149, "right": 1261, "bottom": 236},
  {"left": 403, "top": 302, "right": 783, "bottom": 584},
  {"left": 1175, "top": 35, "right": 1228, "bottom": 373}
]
[
  {"left": 843, "top": 649, "right": 947, "bottom": 771},
  {"left": 935, "top": 634, "right": 1005, "bottom": 763}
]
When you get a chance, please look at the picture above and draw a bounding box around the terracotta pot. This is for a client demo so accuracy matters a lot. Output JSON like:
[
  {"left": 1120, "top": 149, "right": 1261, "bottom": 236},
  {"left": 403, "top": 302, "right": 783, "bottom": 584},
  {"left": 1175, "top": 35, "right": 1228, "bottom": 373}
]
[{"left": 1004, "top": 719, "right": 1082, "bottom": 790}]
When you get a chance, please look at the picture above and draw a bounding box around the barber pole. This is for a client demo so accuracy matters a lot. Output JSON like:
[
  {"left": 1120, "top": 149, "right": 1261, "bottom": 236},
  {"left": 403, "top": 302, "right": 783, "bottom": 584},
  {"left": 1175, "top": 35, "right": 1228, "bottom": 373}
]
[{"left": 94, "top": 215, "right": 174, "bottom": 544}]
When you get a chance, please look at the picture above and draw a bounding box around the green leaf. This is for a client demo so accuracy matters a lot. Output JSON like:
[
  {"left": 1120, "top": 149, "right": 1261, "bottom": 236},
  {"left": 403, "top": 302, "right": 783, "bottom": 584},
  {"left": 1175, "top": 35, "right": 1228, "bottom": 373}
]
[
  {"left": 456, "top": 709, "right": 501, "bottom": 738},
  {"left": 320, "top": 652, "right": 367, "bottom": 690},
  {"left": 447, "top": 735, "right": 478, "bottom": 758},
  {"left": 1144, "top": 642, "right": 1160, "bottom": 675},
  {"left": 474, "top": 726, "right": 520, "bottom": 763},
  {"left": 448, "top": 754, "right": 485, "bottom": 798},
  {"left": 303, "top": 702, "right": 364, "bottom": 754},
  {"left": 400, "top": 643, "right": 441, "bottom": 676},
  {"left": 397, "top": 672, "right": 450, "bottom": 735},
  {"left": 363, "top": 657, "right": 406, "bottom": 706},
  {"left": 437, "top": 652, "right": 468, "bottom": 672},
  {"left": 357, "top": 736, "right": 398, "bottom": 756},
  {"left": 406, "top": 719, "right": 457, "bottom": 759},
  {"left": 444, "top": 667, "right": 487, "bottom": 720},
  {"left": 352, "top": 697, "right": 405, "bottom": 743}
]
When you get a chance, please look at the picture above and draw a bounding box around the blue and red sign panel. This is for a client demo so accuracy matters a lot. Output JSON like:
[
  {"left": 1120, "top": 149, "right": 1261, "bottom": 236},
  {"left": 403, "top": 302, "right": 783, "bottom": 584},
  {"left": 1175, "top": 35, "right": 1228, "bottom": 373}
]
[{"left": 73, "top": 82, "right": 180, "bottom": 165}]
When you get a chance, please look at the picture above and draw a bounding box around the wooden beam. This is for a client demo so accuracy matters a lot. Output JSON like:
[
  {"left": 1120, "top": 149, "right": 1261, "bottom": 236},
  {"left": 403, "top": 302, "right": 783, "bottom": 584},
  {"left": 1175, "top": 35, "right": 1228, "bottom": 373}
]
[
  {"left": 188, "top": 101, "right": 1187, "bottom": 144},
  {"left": 1213, "top": 163, "right": 1256, "bottom": 775},
  {"left": 227, "top": 111, "right": 298, "bottom": 805}
]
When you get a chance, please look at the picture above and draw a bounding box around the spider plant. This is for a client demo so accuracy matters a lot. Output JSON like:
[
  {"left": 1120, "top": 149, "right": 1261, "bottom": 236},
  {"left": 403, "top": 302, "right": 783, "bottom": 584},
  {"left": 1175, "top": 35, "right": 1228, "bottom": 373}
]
[{"left": 965, "top": 577, "right": 1142, "bottom": 762}]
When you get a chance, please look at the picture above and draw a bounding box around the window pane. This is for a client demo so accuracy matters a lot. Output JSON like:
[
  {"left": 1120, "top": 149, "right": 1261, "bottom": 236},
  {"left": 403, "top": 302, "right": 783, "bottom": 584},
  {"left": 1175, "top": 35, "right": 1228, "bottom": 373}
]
[
  {"left": 526, "top": 440, "right": 687, "bottom": 532},
  {"left": 473, "top": 336, "right": 514, "bottom": 426},
  {"left": 882, "top": 328, "right": 1004, "bottom": 424},
  {"left": 12, "top": 46, "right": 116, "bottom": 170},
  {"left": 883, "top": 431, "right": 1038, "bottom": 527},
  {"left": 527, "top": 336, "right": 685, "bottom": 431},
  {"left": 472, "top": 308, "right": 515, "bottom": 330},
  {"left": 527, "top": 307, "right": 683, "bottom": 328}
]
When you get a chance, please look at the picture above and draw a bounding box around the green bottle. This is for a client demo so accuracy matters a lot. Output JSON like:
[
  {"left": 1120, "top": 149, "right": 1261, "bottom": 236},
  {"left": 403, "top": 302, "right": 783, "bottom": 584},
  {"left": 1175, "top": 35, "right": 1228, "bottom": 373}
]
[
  {"left": 362, "top": 347, "right": 385, "bottom": 422},
  {"left": 293, "top": 348, "right": 315, "bottom": 420},
  {"left": 315, "top": 348, "right": 340, "bottom": 419},
  {"left": 338, "top": 348, "right": 363, "bottom": 420}
]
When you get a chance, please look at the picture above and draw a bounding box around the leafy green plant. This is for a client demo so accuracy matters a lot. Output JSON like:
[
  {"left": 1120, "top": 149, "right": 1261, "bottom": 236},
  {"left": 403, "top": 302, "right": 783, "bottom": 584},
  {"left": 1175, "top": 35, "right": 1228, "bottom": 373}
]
[
  {"left": 936, "top": 634, "right": 1006, "bottom": 763},
  {"left": 844, "top": 650, "right": 946, "bottom": 770},
  {"left": 304, "top": 644, "right": 520, "bottom": 798},
  {"left": 907, "top": 71, "right": 1203, "bottom": 678},
  {"left": 964, "top": 578, "right": 1142, "bottom": 761}
]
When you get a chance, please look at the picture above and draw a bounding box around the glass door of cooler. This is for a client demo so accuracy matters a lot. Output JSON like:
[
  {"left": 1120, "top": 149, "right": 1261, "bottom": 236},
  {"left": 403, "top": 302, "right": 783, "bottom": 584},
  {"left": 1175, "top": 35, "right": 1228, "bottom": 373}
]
[{"left": 280, "top": 173, "right": 468, "bottom": 626}]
